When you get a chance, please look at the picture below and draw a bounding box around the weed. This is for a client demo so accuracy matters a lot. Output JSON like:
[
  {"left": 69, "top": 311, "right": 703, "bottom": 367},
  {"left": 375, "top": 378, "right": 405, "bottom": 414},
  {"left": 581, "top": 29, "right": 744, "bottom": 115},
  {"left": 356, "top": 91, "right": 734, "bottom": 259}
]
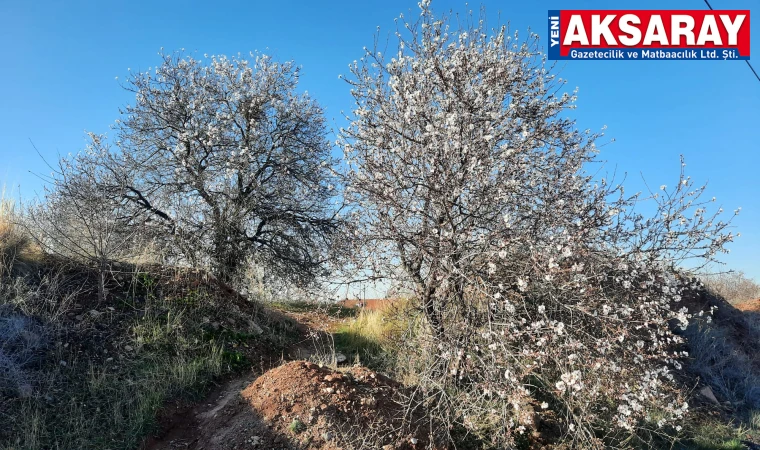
[
  {"left": 333, "top": 320, "right": 385, "bottom": 366},
  {"left": 221, "top": 350, "right": 249, "bottom": 370},
  {"left": 133, "top": 272, "right": 159, "bottom": 300},
  {"left": 690, "top": 438, "right": 745, "bottom": 450},
  {"left": 288, "top": 418, "right": 307, "bottom": 434}
]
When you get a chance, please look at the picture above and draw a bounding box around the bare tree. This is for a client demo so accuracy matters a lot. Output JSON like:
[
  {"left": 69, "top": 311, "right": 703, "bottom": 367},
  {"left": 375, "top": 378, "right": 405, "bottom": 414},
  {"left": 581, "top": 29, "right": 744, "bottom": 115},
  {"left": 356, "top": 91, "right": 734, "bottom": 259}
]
[
  {"left": 71, "top": 52, "right": 341, "bottom": 286},
  {"left": 341, "top": 3, "right": 738, "bottom": 447},
  {"left": 28, "top": 144, "right": 139, "bottom": 302}
]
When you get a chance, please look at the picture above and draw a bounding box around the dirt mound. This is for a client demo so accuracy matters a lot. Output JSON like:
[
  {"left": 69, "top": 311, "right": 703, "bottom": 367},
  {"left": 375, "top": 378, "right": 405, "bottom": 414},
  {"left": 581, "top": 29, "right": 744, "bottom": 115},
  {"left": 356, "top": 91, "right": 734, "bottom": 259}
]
[
  {"left": 243, "top": 361, "right": 434, "bottom": 449},
  {"left": 145, "top": 361, "right": 439, "bottom": 450}
]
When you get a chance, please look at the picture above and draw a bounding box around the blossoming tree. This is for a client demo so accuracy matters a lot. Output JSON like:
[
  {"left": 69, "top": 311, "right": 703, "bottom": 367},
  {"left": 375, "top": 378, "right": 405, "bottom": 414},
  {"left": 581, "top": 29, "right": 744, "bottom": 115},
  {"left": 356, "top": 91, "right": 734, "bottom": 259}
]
[
  {"left": 341, "top": 3, "right": 737, "bottom": 447},
  {"left": 70, "top": 52, "right": 342, "bottom": 285}
]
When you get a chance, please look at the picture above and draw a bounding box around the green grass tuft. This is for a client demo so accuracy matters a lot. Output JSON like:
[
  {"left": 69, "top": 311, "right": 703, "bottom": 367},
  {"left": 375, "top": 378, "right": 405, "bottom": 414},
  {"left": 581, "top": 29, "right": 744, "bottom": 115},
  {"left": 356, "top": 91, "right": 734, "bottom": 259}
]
[{"left": 288, "top": 418, "right": 307, "bottom": 434}]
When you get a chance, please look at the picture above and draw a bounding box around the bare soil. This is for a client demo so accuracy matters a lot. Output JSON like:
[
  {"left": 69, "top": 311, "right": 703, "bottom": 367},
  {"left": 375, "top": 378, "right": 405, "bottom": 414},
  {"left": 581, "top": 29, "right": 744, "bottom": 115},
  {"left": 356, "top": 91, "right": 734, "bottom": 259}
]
[{"left": 735, "top": 298, "right": 760, "bottom": 312}]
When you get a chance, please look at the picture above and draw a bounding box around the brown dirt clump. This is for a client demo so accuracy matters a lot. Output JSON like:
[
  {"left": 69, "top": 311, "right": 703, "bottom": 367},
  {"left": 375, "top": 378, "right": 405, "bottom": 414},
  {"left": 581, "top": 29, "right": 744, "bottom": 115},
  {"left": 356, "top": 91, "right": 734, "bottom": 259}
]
[
  {"left": 144, "top": 361, "right": 441, "bottom": 450},
  {"left": 243, "top": 361, "right": 435, "bottom": 449}
]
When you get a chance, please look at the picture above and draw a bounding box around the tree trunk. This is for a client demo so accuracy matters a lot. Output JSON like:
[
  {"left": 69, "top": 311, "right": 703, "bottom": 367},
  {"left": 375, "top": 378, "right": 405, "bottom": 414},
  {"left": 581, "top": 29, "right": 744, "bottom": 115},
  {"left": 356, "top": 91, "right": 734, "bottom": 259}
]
[
  {"left": 97, "top": 258, "right": 107, "bottom": 303},
  {"left": 211, "top": 228, "right": 245, "bottom": 286},
  {"left": 422, "top": 290, "right": 445, "bottom": 337}
]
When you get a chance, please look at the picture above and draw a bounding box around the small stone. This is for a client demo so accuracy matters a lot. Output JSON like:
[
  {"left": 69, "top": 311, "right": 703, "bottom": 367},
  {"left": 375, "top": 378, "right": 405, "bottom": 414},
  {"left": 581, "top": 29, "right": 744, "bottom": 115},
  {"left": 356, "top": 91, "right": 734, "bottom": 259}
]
[
  {"left": 335, "top": 353, "right": 347, "bottom": 363},
  {"left": 699, "top": 386, "right": 720, "bottom": 405},
  {"left": 124, "top": 345, "right": 134, "bottom": 351},
  {"left": 248, "top": 321, "right": 263, "bottom": 335}
]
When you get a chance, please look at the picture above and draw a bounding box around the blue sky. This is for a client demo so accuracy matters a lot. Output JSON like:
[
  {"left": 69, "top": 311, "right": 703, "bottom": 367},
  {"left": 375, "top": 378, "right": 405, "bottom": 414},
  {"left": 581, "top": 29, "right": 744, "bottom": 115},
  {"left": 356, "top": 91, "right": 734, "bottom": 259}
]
[{"left": 0, "top": 0, "right": 758, "bottom": 281}]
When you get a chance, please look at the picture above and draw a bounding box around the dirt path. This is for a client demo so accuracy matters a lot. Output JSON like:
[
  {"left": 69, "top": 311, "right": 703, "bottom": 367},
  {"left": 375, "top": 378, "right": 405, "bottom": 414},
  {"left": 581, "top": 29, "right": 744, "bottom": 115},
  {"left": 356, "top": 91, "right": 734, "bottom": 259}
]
[{"left": 141, "top": 373, "right": 266, "bottom": 450}]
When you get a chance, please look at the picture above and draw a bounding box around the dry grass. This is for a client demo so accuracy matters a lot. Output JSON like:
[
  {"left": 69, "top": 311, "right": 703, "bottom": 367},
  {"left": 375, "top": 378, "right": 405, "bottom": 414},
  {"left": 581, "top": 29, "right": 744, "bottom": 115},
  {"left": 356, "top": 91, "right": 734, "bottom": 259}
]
[
  {"left": 339, "top": 308, "right": 394, "bottom": 344},
  {"left": 332, "top": 298, "right": 423, "bottom": 373},
  {"left": 0, "top": 261, "right": 300, "bottom": 450},
  {"left": 0, "top": 190, "right": 30, "bottom": 277}
]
